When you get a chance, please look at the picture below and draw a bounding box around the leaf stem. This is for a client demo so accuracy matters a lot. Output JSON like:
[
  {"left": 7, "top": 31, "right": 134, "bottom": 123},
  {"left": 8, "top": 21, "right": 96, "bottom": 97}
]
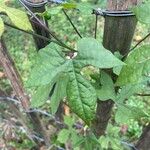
[
  {"left": 130, "top": 32, "right": 150, "bottom": 51},
  {"left": 18, "top": 0, "right": 76, "bottom": 52},
  {"left": 62, "top": 9, "right": 82, "bottom": 38},
  {"left": 4, "top": 22, "right": 77, "bottom": 52}
]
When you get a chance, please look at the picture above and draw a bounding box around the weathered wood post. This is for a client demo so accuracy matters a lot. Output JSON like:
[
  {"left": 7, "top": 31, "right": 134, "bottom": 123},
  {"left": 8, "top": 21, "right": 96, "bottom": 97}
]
[
  {"left": 136, "top": 123, "right": 150, "bottom": 150},
  {"left": 93, "top": 0, "right": 140, "bottom": 137},
  {"left": 103, "top": 0, "right": 141, "bottom": 55},
  {"left": 22, "top": 0, "right": 50, "bottom": 50}
]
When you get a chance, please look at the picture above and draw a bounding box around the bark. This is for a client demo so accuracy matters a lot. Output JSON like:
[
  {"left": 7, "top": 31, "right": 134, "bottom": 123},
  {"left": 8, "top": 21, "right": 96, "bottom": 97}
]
[
  {"left": 93, "top": 0, "right": 140, "bottom": 137},
  {"left": 107, "top": 0, "right": 141, "bottom": 10},
  {"left": 0, "top": 39, "right": 29, "bottom": 109},
  {"left": 135, "top": 124, "right": 150, "bottom": 150},
  {"left": 93, "top": 100, "right": 114, "bottom": 137},
  {"left": 0, "top": 38, "right": 50, "bottom": 147}
]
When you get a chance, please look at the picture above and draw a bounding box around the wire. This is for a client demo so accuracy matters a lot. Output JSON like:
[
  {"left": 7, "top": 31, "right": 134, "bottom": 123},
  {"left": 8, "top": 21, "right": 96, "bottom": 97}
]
[
  {"left": 0, "top": 96, "right": 21, "bottom": 104},
  {"left": 94, "top": 14, "right": 98, "bottom": 39}
]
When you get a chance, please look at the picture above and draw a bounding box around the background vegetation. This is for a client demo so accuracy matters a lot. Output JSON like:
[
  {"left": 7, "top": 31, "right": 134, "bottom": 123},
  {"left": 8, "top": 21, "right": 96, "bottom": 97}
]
[{"left": 0, "top": 0, "right": 150, "bottom": 149}]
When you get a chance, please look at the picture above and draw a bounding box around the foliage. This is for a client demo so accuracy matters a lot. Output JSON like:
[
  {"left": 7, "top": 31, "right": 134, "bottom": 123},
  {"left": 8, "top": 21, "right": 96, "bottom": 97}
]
[
  {"left": 27, "top": 38, "right": 123, "bottom": 123},
  {"left": 0, "top": 1, "right": 32, "bottom": 37},
  {"left": 1, "top": 0, "right": 150, "bottom": 149},
  {"left": 117, "top": 45, "right": 150, "bottom": 86}
]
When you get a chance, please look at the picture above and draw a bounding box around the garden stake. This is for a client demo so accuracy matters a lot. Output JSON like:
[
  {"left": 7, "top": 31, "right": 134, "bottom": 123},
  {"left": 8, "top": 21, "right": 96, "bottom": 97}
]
[
  {"left": 92, "top": 0, "right": 139, "bottom": 138},
  {"left": 103, "top": 10, "right": 137, "bottom": 55}
]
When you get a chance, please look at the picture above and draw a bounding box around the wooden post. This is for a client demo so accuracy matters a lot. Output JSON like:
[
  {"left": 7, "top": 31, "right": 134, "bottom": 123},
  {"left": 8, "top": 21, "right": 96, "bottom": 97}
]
[
  {"left": 136, "top": 123, "right": 150, "bottom": 150},
  {"left": 22, "top": 0, "right": 50, "bottom": 50},
  {"left": 103, "top": 0, "right": 140, "bottom": 55},
  {"left": 93, "top": 0, "right": 140, "bottom": 137}
]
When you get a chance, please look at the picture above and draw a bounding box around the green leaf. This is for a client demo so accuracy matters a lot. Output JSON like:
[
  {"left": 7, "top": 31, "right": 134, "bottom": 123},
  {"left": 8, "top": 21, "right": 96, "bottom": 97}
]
[
  {"left": 46, "top": 6, "right": 62, "bottom": 15},
  {"left": 76, "top": 38, "right": 124, "bottom": 69},
  {"left": 0, "top": 17, "right": 4, "bottom": 37},
  {"left": 99, "top": 136, "right": 109, "bottom": 149},
  {"left": 26, "top": 43, "right": 69, "bottom": 87},
  {"left": 117, "top": 45, "right": 150, "bottom": 86},
  {"left": 93, "top": 71, "right": 116, "bottom": 101},
  {"left": 57, "top": 129, "right": 70, "bottom": 143},
  {"left": 31, "top": 84, "right": 52, "bottom": 107},
  {"left": 116, "top": 84, "right": 142, "bottom": 103},
  {"left": 27, "top": 38, "right": 125, "bottom": 123},
  {"left": 115, "top": 104, "right": 146, "bottom": 123},
  {"left": 113, "top": 52, "right": 123, "bottom": 75},
  {"left": 67, "top": 60, "right": 97, "bottom": 124},
  {"left": 133, "top": 2, "right": 150, "bottom": 25},
  {"left": 0, "top": 4, "right": 32, "bottom": 31},
  {"left": 77, "top": 3, "right": 94, "bottom": 15},
  {"left": 71, "top": 132, "right": 84, "bottom": 149},
  {"left": 62, "top": 3, "right": 77, "bottom": 9},
  {"left": 64, "top": 116, "right": 74, "bottom": 128},
  {"left": 51, "top": 74, "right": 69, "bottom": 114}
]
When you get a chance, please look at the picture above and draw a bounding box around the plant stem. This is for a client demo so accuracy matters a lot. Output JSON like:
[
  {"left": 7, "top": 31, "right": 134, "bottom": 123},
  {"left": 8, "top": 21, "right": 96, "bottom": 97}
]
[
  {"left": 18, "top": 0, "right": 76, "bottom": 52},
  {"left": 4, "top": 22, "right": 77, "bottom": 52},
  {"left": 62, "top": 9, "right": 82, "bottom": 38},
  {"left": 130, "top": 32, "right": 150, "bottom": 51}
]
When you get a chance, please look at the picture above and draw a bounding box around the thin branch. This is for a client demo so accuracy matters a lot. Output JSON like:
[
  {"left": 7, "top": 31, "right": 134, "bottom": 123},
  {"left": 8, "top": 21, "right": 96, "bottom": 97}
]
[
  {"left": 94, "top": 14, "right": 98, "bottom": 39},
  {"left": 4, "top": 22, "right": 77, "bottom": 52},
  {"left": 0, "top": 96, "right": 21, "bottom": 104},
  {"left": 18, "top": 0, "right": 76, "bottom": 52},
  {"left": 130, "top": 32, "right": 150, "bottom": 51},
  {"left": 4, "top": 22, "right": 60, "bottom": 47},
  {"left": 135, "top": 93, "right": 150, "bottom": 97},
  {"left": 122, "top": 32, "right": 150, "bottom": 60},
  {"left": 62, "top": 9, "right": 82, "bottom": 38}
]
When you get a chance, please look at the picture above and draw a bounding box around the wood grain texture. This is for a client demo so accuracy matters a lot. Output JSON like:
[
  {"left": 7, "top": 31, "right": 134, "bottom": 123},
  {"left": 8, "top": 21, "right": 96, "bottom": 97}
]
[
  {"left": 93, "top": 0, "right": 140, "bottom": 138},
  {"left": 103, "top": 15, "right": 137, "bottom": 55},
  {"left": 107, "top": 0, "right": 141, "bottom": 10}
]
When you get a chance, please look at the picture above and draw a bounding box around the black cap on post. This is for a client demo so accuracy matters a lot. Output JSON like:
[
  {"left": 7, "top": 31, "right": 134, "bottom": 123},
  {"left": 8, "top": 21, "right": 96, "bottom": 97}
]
[
  {"left": 22, "top": 0, "right": 51, "bottom": 50},
  {"left": 103, "top": 10, "right": 137, "bottom": 55}
]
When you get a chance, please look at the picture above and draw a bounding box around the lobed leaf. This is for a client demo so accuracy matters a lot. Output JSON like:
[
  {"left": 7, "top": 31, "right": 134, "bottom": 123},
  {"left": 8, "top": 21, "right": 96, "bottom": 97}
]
[
  {"left": 76, "top": 38, "right": 124, "bottom": 69},
  {"left": 0, "top": 3, "right": 32, "bottom": 31},
  {"left": 50, "top": 74, "right": 69, "bottom": 114},
  {"left": 133, "top": 2, "right": 150, "bottom": 25},
  {"left": 115, "top": 104, "right": 147, "bottom": 123},
  {"left": 117, "top": 45, "right": 150, "bottom": 86},
  {"left": 93, "top": 71, "right": 116, "bottom": 101},
  {"left": 31, "top": 84, "right": 52, "bottom": 107},
  {"left": 67, "top": 60, "right": 97, "bottom": 123},
  {"left": 26, "top": 43, "right": 68, "bottom": 87},
  {"left": 57, "top": 129, "right": 70, "bottom": 143}
]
